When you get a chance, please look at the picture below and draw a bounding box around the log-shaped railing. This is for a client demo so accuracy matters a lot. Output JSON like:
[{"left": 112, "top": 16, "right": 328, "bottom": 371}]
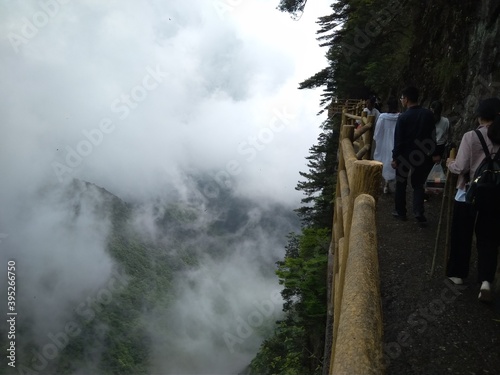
[
  {"left": 327, "top": 102, "right": 385, "bottom": 374},
  {"left": 328, "top": 99, "right": 366, "bottom": 118}
]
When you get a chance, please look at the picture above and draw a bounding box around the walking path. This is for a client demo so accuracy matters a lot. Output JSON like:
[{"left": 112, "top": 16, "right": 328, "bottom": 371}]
[{"left": 376, "top": 189, "right": 500, "bottom": 374}]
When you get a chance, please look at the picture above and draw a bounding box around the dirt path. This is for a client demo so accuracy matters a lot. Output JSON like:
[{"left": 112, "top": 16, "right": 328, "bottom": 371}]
[{"left": 376, "top": 188, "right": 500, "bottom": 374}]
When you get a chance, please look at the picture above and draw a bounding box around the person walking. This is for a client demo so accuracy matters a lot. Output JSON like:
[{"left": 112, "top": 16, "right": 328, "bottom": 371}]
[
  {"left": 430, "top": 100, "right": 450, "bottom": 159},
  {"left": 373, "top": 97, "right": 399, "bottom": 193},
  {"left": 391, "top": 86, "right": 440, "bottom": 225},
  {"left": 363, "top": 96, "right": 381, "bottom": 125},
  {"left": 446, "top": 97, "right": 500, "bottom": 302}
]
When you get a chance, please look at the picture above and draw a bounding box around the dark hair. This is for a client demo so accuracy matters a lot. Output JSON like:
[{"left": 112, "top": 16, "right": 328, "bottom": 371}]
[
  {"left": 430, "top": 100, "right": 442, "bottom": 117},
  {"left": 474, "top": 97, "right": 500, "bottom": 144},
  {"left": 365, "top": 96, "right": 376, "bottom": 107},
  {"left": 387, "top": 97, "right": 399, "bottom": 113},
  {"left": 488, "top": 114, "right": 500, "bottom": 144},
  {"left": 401, "top": 86, "right": 419, "bottom": 103},
  {"left": 430, "top": 100, "right": 443, "bottom": 123},
  {"left": 475, "top": 97, "right": 500, "bottom": 121}
]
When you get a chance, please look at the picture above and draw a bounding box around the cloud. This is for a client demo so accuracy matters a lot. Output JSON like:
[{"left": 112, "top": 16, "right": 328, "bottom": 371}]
[
  {"left": 0, "top": 180, "right": 115, "bottom": 346},
  {"left": 1, "top": 0, "right": 328, "bottom": 204},
  {"left": 147, "top": 238, "right": 287, "bottom": 374},
  {"left": 0, "top": 0, "right": 330, "bottom": 373}
]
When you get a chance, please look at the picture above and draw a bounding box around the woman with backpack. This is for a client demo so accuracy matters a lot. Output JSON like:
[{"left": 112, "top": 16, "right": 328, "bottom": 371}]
[{"left": 445, "top": 97, "right": 500, "bottom": 302}]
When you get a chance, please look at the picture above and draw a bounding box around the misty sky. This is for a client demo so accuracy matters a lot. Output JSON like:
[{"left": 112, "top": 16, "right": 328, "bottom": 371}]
[
  {"left": 1, "top": 0, "right": 329, "bottom": 205},
  {"left": 0, "top": 1, "right": 330, "bottom": 374}
]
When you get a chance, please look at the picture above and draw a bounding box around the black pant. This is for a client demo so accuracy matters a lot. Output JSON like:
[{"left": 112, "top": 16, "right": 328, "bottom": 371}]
[
  {"left": 435, "top": 144, "right": 446, "bottom": 159},
  {"left": 394, "top": 154, "right": 433, "bottom": 217},
  {"left": 475, "top": 207, "right": 500, "bottom": 282},
  {"left": 447, "top": 200, "right": 500, "bottom": 282},
  {"left": 446, "top": 201, "right": 475, "bottom": 279}
]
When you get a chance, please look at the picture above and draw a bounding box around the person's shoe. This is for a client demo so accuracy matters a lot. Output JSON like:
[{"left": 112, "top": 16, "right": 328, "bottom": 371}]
[
  {"left": 478, "top": 281, "right": 492, "bottom": 302},
  {"left": 383, "top": 186, "right": 389, "bottom": 194},
  {"left": 392, "top": 211, "right": 407, "bottom": 221},
  {"left": 448, "top": 277, "right": 463, "bottom": 285},
  {"left": 415, "top": 215, "right": 427, "bottom": 227}
]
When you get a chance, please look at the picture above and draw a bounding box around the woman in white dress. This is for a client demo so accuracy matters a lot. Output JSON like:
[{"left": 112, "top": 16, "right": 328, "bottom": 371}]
[{"left": 373, "top": 98, "right": 400, "bottom": 193}]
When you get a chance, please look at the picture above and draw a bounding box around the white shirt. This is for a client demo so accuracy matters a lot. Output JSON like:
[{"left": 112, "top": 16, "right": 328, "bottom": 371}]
[
  {"left": 435, "top": 116, "right": 450, "bottom": 146},
  {"left": 373, "top": 112, "right": 399, "bottom": 181},
  {"left": 363, "top": 107, "right": 380, "bottom": 125}
]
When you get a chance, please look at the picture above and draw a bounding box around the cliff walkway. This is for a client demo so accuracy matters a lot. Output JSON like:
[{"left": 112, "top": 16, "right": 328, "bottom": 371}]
[{"left": 326, "top": 100, "right": 500, "bottom": 375}]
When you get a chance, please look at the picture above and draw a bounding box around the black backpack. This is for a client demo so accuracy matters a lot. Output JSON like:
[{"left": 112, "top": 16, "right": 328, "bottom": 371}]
[{"left": 465, "top": 130, "right": 500, "bottom": 212}]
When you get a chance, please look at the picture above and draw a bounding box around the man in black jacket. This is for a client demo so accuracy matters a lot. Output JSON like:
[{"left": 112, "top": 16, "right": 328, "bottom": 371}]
[{"left": 391, "top": 86, "right": 440, "bottom": 225}]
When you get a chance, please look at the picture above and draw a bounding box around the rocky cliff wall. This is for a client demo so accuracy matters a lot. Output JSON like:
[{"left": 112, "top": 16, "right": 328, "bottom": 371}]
[
  {"left": 459, "top": 0, "right": 500, "bottom": 138},
  {"left": 398, "top": 0, "right": 500, "bottom": 141}
]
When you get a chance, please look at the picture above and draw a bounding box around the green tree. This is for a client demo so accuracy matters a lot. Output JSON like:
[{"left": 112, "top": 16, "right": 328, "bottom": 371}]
[
  {"left": 295, "top": 119, "right": 338, "bottom": 230},
  {"left": 277, "top": 0, "right": 309, "bottom": 17},
  {"left": 251, "top": 228, "right": 329, "bottom": 375}
]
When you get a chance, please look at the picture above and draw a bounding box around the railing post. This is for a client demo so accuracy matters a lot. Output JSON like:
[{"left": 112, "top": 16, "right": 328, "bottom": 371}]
[
  {"left": 330, "top": 156, "right": 382, "bottom": 373},
  {"left": 332, "top": 194, "right": 384, "bottom": 375},
  {"left": 350, "top": 160, "right": 382, "bottom": 202}
]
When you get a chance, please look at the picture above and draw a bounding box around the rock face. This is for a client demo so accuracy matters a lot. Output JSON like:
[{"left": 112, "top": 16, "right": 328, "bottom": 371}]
[
  {"left": 461, "top": 0, "right": 500, "bottom": 136},
  {"left": 402, "top": 0, "right": 500, "bottom": 139}
]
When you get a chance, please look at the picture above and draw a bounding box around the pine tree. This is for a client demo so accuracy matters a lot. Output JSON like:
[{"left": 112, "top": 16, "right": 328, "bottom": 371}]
[
  {"left": 249, "top": 113, "right": 339, "bottom": 374},
  {"left": 277, "top": 0, "right": 309, "bottom": 16},
  {"left": 295, "top": 119, "right": 338, "bottom": 230}
]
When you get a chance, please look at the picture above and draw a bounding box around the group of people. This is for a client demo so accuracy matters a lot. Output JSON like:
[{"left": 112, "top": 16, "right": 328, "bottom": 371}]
[
  {"left": 371, "top": 88, "right": 450, "bottom": 205},
  {"left": 370, "top": 86, "right": 499, "bottom": 303}
]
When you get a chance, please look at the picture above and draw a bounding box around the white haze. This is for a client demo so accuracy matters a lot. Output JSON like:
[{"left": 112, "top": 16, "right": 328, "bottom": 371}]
[{"left": 0, "top": 0, "right": 330, "bottom": 374}]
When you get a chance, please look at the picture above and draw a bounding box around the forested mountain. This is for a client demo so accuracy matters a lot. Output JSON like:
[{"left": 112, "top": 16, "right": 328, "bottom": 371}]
[
  {"left": 0, "top": 177, "right": 300, "bottom": 375},
  {"left": 249, "top": 0, "right": 500, "bottom": 374}
]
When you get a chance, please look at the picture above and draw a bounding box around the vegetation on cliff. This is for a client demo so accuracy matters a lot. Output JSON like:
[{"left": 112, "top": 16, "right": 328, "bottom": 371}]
[{"left": 249, "top": 115, "right": 338, "bottom": 374}]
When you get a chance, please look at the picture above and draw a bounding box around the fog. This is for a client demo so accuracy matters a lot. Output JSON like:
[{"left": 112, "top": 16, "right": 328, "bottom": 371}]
[{"left": 0, "top": 1, "right": 329, "bottom": 373}]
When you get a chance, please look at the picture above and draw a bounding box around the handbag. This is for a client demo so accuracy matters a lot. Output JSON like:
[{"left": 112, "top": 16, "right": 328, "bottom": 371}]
[{"left": 425, "top": 163, "right": 446, "bottom": 194}]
